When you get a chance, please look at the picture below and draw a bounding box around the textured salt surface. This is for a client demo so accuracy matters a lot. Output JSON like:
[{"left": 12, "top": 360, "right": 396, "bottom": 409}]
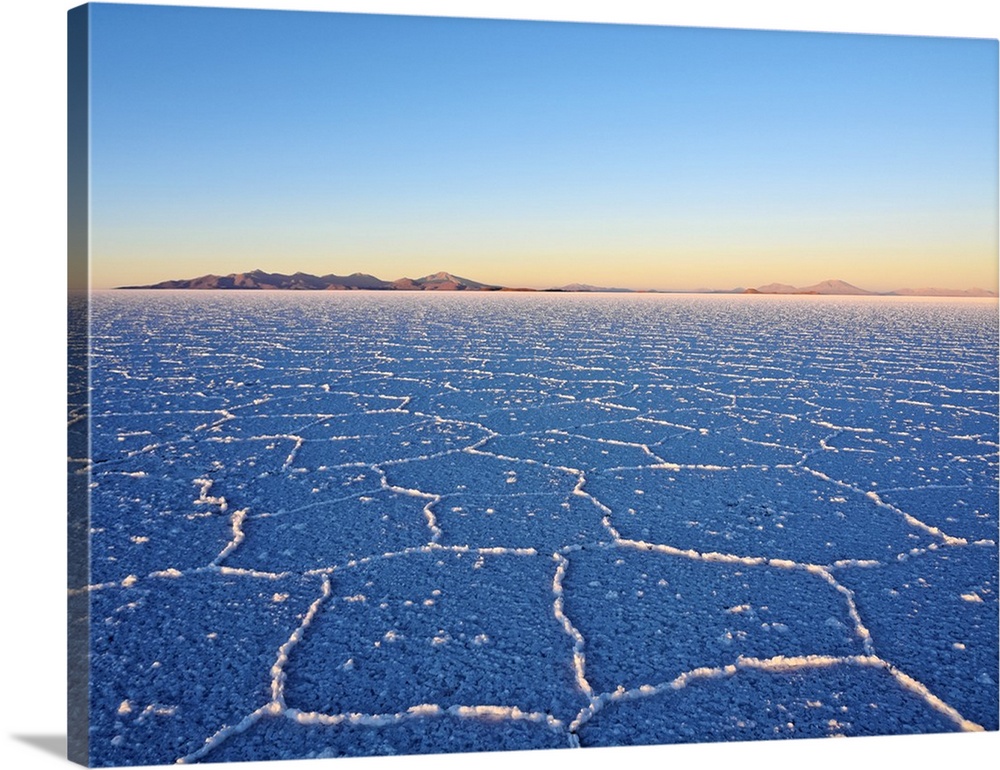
[{"left": 75, "top": 291, "right": 998, "bottom": 765}]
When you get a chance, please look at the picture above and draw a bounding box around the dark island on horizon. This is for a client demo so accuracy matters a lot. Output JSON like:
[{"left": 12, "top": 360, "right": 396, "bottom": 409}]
[{"left": 118, "top": 269, "right": 998, "bottom": 298}]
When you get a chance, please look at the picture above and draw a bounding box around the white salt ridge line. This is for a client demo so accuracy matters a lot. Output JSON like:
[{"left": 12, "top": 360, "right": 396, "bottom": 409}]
[
  {"left": 440, "top": 367, "right": 497, "bottom": 377},
  {"left": 287, "top": 703, "right": 564, "bottom": 730},
  {"left": 938, "top": 386, "right": 999, "bottom": 396},
  {"left": 274, "top": 413, "right": 355, "bottom": 432},
  {"left": 885, "top": 665, "right": 985, "bottom": 732},
  {"left": 365, "top": 407, "right": 416, "bottom": 416},
  {"left": 133, "top": 702, "right": 178, "bottom": 723},
  {"left": 740, "top": 406, "right": 803, "bottom": 423},
  {"left": 212, "top": 565, "right": 293, "bottom": 579},
  {"left": 375, "top": 466, "right": 443, "bottom": 542},
  {"left": 795, "top": 431, "right": 846, "bottom": 465},
  {"left": 464, "top": 445, "right": 573, "bottom": 474},
  {"left": 894, "top": 398, "right": 938, "bottom": 408},
  {"left": 556, "top": 541, "right": 615, "bottom": 556},
  {"left": 581, "top": 397, "right": 639, "bottom": 412},
  {"left": 149, "top": 568, "right": 184, "bottom": 579},
  {"left": 545, "top": 429, "right": 668, "bottom": 465},
  {"left": 810, "top": 566, "right": 875, "bottom": 655},
  {"left": 571, "top": 655, "right": 984, "bottom": 734},
  {"left": 551, "top": 554, "right": 594, "bottom": 698},
  {"left": 610, "top": 462, "right": 734, "bottom": 472},
  {"left": 898, "top": 535, "right": 997, "bottom": 563},
  {"left": 249, "top": 487, "right": 386, "bottom": 520},
  {"left": 389, "top": 375, "right": 435, "bottom": 386},
  {"left": 475, "top": 443, "right": 729, "bottom": 481},
  {"left": 99, "top": 409, "right": 218, "bottom": 418},
  {"left": 800, "top": 466, "right": 968, "bottom": 546},
  {"left": 123, "top": 442, "right": 164, "bottom": 459},
  {"left": 634, "top": 415, "right": 697, "bottom": 432},
  {"left": 446, "top": 704, "right": 562, "bottom": 727},
  {"left": 366, "top": 395, "right": 412, "bottom": 414},
  {"left": 572, "top": 378, "right": 629, "bottom": 388},
  {"left": 176, "top": 704, "right": 274, "bottom": 764},
  {"left": 154, "top": 565, "right": 294, "bottom": 581},
  {"left": 301, "top": 542, "right": 540, "bottom": 577},
  {"left": 71, "top": 562, "right": 296, "bottom": 595},
  {"left": 445, "top": 490, "right": 572, "bottom": 502},
  {"left": 211, "top": 508, "right": 249, "bottom": 566},
  {"left": 863, "top": 489, "right": 968, "bottom": 546},
  {"left": 809, "top": 420, "right": 875, "bottom": 433},
  {"left": 830, "top": 559, "right": 882, "bottom": 568},
  {"left": 876, "top": 482, "right": 983, "bottom": 494},
  {"left": 427, "top": 415, "right": 499, "bottom": 439},
  {"left": 618, "top": 537, "right": 771, "bottom": 568},
  {"left": 937, "top": 403, "right": 997, "bottom": 419},
  {"left": 377, "top": 447, "right": 468, "bottom": 468},
  {"left": 693, "top": 385, "right": 737, "bottom": 405},
  {"left": 282, "top": 437, "right": 304, "bottom": 470},
  {"left": 194, "top": 408, "right": 236, "bottom": 432},
  {"left": 896, "top": 545, "right": 942, "bottom": 562},
  {"left": 271, "top": 575, "right": 332, "bottom": 707},
  {"left": 571, "top": 472, "right": 621, "bottom": 540},
  {"left": 618, "top": 383, "right": 640, "bottom": 398},
  {"left": 192, "top": 477, "right": 228, "bottom": 513},
  {"left": 740, "top": 437, "right": 805, "bottom": 454}
]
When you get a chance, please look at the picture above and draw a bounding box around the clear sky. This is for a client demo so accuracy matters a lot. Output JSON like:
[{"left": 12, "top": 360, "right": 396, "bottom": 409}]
[{"left": 85, "top": 2, "right": 998, "bottom": 291}]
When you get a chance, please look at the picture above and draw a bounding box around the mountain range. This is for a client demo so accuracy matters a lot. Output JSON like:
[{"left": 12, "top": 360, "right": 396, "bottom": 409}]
[
  {"left": 122, "top": 270, "right": 512, "bottom": 292},
  {"left": 739, "top": 279, "right": 996, "bottom": 297},
  {"left": 119, "top": 270, "right": 997, "bottom": 297}
]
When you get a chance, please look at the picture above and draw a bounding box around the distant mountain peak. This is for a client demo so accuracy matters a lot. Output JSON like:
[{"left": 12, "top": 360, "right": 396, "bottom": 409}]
[
  {"left": 412, "top": 271, "right": 501, "bottom": 290},
  {"left": 747, "top": 278, "right": 874, "bottom": 296},
  {"left": 755, "top": 282, "right": 799, "bottom": 294},
  {"left": 418, "top": 271, "right": 469, "bottom": 283},
  {"left": 799, "top": 278, "right": 873, "bottom": 295},
  {"left": 888, "top": 286, "right": 998, "bottom": 297}
]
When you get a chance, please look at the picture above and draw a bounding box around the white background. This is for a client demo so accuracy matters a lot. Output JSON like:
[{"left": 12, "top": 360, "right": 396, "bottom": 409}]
[{"left": 1, "top": 2, "right": 997, "bottom": 769}]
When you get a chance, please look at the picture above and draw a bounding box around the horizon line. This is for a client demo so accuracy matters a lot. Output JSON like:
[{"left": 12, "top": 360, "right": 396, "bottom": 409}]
[{"left": 108, "top": 267, "right": 999, "bottom": 297}]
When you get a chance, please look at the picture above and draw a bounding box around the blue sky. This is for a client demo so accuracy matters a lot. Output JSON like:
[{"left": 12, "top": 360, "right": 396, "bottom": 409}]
[{"left": 87, "top": 2, "right": 998, "bottom": 290}]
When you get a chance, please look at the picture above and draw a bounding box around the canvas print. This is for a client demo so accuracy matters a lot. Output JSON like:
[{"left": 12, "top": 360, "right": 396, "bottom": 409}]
[{"left": 67, "top": 2, "right": 999, "bottom": 767}]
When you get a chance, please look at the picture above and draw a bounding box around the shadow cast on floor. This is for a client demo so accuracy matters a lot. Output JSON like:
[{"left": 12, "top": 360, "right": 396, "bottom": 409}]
[{"left": 12, "top": 734, "right": 67, "bottom": 760}]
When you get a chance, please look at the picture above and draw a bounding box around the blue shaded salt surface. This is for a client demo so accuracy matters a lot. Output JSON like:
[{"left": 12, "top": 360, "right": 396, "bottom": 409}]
[
  {"left": 579, "top": 663, "right": 962, "bottom": 745},
  {"left": 78, "top": 291, "right": 998, "bottom": 765}
]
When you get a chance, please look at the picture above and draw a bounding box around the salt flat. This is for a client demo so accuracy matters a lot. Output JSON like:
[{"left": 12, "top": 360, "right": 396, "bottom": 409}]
[{"left": 75, "top": 291, "right": 998, "bottom": 766}]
